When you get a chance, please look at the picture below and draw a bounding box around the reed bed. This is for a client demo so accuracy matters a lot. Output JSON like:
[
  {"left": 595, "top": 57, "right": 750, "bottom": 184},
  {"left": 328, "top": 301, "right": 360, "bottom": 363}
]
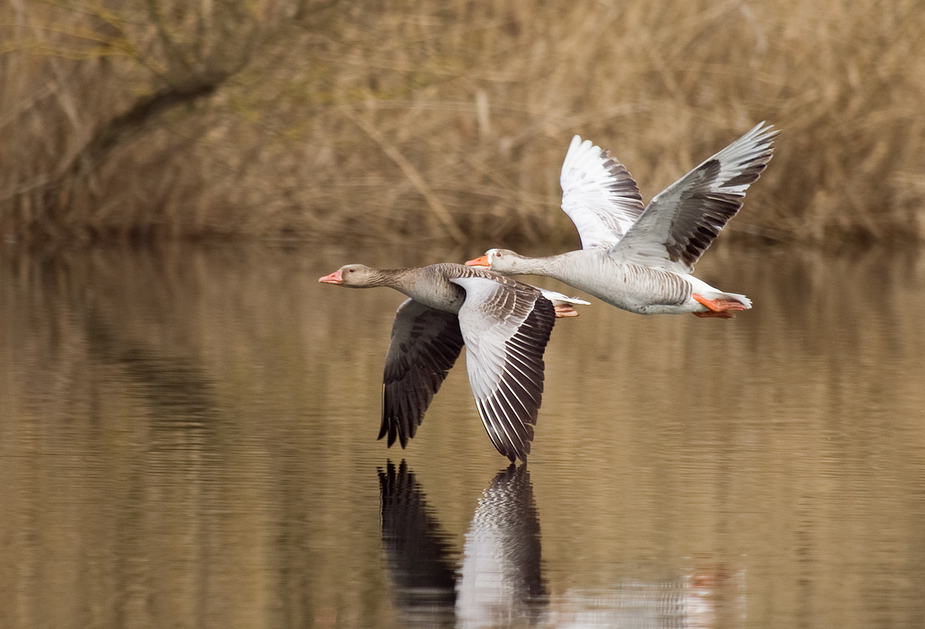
[{"left": 1, "top": 0, "right": 923, "bottom": 246}]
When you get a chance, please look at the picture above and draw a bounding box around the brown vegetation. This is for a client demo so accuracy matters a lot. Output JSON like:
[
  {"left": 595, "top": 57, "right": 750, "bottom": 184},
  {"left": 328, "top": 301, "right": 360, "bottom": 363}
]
[{"left": 1, "top": 0, "right": 924, "bottom": 246}]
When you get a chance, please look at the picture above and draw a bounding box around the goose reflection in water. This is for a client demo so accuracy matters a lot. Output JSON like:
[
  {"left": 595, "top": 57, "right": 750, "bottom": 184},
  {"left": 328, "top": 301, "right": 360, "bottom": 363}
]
[
  {"left": 378, "top": 461, "right": 546, "bottom": 628},
  {"left": 379, "top": 462, "right": 745, "bottom": 628}
]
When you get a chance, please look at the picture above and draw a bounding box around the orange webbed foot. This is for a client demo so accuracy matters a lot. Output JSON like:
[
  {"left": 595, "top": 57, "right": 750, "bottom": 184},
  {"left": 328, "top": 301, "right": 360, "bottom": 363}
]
[{"left": 692, "top": 294, "right": 747, "bottom": 318}]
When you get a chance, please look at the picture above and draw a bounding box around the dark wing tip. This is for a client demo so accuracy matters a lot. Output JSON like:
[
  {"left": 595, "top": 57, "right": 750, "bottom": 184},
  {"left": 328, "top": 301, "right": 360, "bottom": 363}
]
[
  {"left": 380, "top": 304, "right": 465, "bottom": 452},
  {"left": 601, "top": 148, "right": 644, "bottom": 206}
]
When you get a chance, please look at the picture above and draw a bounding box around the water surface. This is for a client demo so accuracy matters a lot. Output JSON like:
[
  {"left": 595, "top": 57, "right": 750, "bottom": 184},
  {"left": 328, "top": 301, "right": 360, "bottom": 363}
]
[{"left": 1, "top": 244, "right": 924, "bottom": 628}]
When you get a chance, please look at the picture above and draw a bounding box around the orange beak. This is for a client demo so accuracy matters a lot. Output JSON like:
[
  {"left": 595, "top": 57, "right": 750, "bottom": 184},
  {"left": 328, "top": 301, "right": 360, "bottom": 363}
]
[
  {"left": 318, "top": 270, "right": 343, "bottom": 284},
  {"left": 465, "top": 255, "right": 489, "bottom": 268}
]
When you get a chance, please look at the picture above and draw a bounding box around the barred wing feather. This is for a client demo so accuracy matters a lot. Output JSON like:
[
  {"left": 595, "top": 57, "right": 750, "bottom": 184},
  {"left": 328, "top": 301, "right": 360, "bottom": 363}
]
[
  {"left": 610, "top": 122, "right": 778, "bottom": 273},
  {"left": 451, "top": 277, "right": 555, "bottom": 462},
  {"left": 560, "top": 135, "right": 645, "bottom": 249}
]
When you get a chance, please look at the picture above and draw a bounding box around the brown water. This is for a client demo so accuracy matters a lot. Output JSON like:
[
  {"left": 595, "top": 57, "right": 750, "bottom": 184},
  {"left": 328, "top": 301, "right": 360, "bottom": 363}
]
[{"left": 1, "top": 243, "right": 924, "bottom": 628}]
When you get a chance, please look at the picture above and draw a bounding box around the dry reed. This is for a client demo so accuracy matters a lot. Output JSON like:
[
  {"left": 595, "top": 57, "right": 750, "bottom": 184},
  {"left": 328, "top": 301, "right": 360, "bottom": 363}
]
[{"left": 1, "top": 0, "right": 924, "bottom": 246}]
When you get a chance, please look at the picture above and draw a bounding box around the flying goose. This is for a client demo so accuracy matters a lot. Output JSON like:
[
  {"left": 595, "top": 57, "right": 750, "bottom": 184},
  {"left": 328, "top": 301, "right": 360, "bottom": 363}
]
[
  {"left": 319, "top": 262, "right": 557, "bottom": 461},
  {"left": 467, "top": 122, "right": 778, "bottom": 318}
]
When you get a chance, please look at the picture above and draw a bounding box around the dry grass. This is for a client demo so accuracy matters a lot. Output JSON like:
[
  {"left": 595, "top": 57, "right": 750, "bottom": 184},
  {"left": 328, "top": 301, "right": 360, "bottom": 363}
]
[{"left": 1, "top": 0, "right": 924, "bottom": 246}]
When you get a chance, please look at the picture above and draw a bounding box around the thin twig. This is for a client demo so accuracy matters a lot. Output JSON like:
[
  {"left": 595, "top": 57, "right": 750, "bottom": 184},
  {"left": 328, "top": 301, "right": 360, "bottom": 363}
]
[{"left": 345, "top": 107, "right": 466, "bottom": 244}]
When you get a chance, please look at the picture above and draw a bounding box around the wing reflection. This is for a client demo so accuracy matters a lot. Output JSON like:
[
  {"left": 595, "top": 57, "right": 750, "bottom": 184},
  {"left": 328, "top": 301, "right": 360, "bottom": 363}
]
[
  {"left": 457, "top": 464, "right": 547, "bottom": 627},
  {"left": 378, "top": 461, "right": 547, "bottom": 628},
  {"left": 378, "top": 461, "right": 457, "bottom": 627}
]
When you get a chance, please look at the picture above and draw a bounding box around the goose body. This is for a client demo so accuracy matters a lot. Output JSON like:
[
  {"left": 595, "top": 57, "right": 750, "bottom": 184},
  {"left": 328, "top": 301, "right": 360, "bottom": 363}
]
[
  {"left": 467, "top": 123, "right": 778, "bottom": 318},
  {"left": 318, "top": 262, "right": 555, "bottom": 462}
]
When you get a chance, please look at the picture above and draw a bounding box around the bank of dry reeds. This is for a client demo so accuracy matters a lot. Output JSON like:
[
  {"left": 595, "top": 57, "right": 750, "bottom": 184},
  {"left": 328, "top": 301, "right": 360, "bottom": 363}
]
[{"left": 1, "top": 0, "right": 924, "bottom": 246}]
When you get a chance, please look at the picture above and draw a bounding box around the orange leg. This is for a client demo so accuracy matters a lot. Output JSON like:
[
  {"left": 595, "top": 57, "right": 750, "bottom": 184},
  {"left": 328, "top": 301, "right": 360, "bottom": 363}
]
[
  {"left": 692, "top": 294, "right": 747, "bottom": 319},
  {"left": 553, "top": 305, "right": 579, "bottom": 318}
]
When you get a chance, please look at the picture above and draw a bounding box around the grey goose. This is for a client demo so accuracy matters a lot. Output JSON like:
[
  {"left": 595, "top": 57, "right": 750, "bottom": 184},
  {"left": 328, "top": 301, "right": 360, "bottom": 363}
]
[
  {"left": 319, "top": 262, "right": 558, "bottom": 462},
  {"left": 468, "top": 122, "right": 779, "bottom": 318}
]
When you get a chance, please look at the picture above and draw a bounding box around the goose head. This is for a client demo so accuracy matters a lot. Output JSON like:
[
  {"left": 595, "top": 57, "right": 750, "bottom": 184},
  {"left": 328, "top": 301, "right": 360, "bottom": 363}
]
[
  {"left": 465, "top": 248, "right": 524, "bottom": 275},
  {"left": 318, "top": 264, "right": 383, "bottom": 287}
]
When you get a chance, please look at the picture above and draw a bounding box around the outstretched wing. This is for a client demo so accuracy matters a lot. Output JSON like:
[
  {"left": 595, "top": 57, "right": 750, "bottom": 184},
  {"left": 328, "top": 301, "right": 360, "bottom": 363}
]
[
  {"left": 610, "top": 122, "right": 778, "bottom": 273},
  {"left": 380, "top": 299, "right": 465, "bottom": 448},
  {"left": 449, "top": 275, "right": 556, "bottom": 462},
  {"left": 560, "top": 135, "right": 645, "bottom": 249}
]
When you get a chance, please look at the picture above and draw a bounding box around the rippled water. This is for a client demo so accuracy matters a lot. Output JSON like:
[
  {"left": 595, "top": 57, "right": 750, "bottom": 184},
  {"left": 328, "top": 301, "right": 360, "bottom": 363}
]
[{"left": 1, "top": 243, "right": 924, "bottom": 628}]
